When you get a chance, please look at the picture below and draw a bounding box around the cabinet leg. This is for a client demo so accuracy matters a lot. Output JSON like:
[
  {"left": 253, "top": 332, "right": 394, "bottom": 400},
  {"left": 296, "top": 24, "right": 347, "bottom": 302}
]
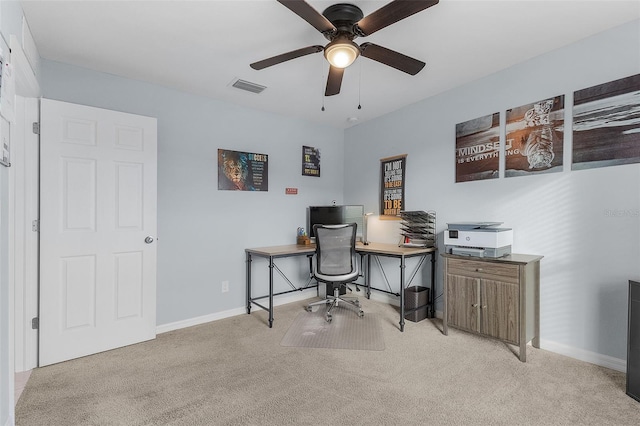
[{"left": 519, "top": 342, "right": 527, "bottom": 362}]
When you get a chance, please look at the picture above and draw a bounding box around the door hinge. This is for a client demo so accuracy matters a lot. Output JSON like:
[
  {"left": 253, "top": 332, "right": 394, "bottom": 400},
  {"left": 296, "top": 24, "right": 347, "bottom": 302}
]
[
  {"left": 32, "top": 219, "right": 39, "bottom": 232},
  {"left": 31, "top": 317, "right": 39, "bottom": 330},
  {"left": 32, "top": 122, "right": 40, "bottom": 135}
]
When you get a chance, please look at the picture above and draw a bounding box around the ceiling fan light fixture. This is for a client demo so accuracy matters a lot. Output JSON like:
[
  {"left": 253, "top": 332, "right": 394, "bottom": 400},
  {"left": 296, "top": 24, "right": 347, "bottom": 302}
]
[{"left": 324, "top": 38, "right": 360, "bottom": 68}]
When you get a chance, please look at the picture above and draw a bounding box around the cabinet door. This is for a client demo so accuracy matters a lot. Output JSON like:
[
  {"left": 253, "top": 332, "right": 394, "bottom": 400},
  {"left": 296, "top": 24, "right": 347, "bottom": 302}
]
[
  {"left": 446, "top": 274, "right": 480, "bottom": 333},
  {"left": 481, "top": 279, "right": 519, "bottom": 344}
]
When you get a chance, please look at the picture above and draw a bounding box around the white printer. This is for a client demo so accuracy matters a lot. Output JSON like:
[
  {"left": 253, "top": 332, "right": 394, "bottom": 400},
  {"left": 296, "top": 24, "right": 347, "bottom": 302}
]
[{"left": 444, "top": 222, "right": 513, "bottom": 258}]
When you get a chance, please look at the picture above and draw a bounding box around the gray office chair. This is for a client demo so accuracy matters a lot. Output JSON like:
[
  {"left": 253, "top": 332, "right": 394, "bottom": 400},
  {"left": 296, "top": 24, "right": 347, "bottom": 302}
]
[{"left": 306, "top": 223, "right": 364, "bottom": 323}]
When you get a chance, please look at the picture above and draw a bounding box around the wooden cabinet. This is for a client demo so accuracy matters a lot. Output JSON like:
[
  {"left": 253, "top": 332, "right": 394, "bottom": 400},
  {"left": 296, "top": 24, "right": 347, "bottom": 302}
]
[{"left": 442, "top": 254, "right": 543, "bottom": 362}]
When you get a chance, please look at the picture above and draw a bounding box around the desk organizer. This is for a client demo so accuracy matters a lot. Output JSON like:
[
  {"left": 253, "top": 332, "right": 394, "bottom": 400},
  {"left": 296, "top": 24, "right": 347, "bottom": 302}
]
[{"left": 400, "top": 210, "right": 436, "bottom": 248}]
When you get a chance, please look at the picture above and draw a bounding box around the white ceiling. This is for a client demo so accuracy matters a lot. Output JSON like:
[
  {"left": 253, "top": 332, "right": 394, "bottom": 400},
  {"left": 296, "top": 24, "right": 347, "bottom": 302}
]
[{"left": 19, "top": 0, "right": 640, "bottom": 129}]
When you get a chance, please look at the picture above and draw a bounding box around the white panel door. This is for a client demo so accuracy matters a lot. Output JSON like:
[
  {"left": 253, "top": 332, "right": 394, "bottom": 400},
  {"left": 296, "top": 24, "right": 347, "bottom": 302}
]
[{"left": 39, "top": 99, "right": 157, "bottom": 366}]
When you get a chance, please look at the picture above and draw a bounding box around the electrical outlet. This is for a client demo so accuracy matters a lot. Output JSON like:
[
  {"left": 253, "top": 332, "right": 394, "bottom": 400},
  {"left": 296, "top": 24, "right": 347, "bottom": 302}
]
[{"left": 221, "top": 280, "right": 229, "bottom": 293}]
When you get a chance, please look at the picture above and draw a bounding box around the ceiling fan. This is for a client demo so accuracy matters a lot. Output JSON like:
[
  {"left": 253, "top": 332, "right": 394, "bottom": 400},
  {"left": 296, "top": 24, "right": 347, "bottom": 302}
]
[{"left": 250, "top": 0, "right": 439, "bottom": 96}]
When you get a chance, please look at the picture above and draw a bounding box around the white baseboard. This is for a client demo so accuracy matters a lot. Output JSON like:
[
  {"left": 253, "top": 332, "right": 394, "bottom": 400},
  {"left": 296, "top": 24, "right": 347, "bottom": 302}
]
[
  {"left": 349, "top": 290, "right": 444, "bottom": 322},
  {"left": 338, "top": 293, "right": 626, "bottom": 373},
  {"left": 540, "top": 338, "right": 627, "bottom": 372},
  {"left": 4, "top": 414, "right": 15, "bottom": 426},
  {"left": 368, "top": 291, "right": 444, "bottom": 319},
  {"left": 156, "top": 288, "right": 317, "bottom": 334},
  {"left": 368, "top": 290, "right": 399, "bottom": 306},
  {"left": 156, "top": 293, "right": 626, "bottom": 374}
]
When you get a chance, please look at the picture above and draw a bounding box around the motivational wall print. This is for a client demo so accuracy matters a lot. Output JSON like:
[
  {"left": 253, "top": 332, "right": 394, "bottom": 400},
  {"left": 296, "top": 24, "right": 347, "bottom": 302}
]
[
  {"left": 380, "top": 154, "right": 406, "bottom": 218},
  {"left": 218, "top": 149, "right": 268, "bottom": 191},
  {"left": 572, "top": 74, "right": 640, "bottom": 170},
  {"left": 302, "top": 145, "right": 320, "bottom": 177},
  {"left": 455, "top": 113, "right": 500, "bottom": 182},
  {"left": 505, "top": 95, "right": 564, "bottom": 177}
]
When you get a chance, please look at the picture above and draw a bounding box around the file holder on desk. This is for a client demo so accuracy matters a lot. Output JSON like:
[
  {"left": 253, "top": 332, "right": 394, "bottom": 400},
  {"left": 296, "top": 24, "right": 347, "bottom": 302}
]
[{"left": 399, "top": 210, "right": 436, "bottom": 247}]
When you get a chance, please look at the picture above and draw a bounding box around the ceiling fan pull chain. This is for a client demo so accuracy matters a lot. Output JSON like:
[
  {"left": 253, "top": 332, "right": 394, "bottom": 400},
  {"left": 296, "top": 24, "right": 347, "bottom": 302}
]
[
  {"left": 321, "top": 54, "right": 326, "bottom": 111},
  {"left": 358, "top": 60, "right": 362, "bottom": 110}
]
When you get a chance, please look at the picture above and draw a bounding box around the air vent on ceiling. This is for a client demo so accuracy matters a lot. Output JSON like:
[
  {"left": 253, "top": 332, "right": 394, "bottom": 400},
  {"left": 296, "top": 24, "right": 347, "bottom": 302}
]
[{"left": 231, "top": 79, "right": 267, "bottom": 94}]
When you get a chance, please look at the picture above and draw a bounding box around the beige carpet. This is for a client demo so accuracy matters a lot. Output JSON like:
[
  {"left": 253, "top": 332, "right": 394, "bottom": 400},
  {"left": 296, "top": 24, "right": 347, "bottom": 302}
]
[
  {"left": 16, "top": 297, "right": 640, "bottom": 425},
  {"left": 281, "top": 307, "right": 384, "bottom": 351}
]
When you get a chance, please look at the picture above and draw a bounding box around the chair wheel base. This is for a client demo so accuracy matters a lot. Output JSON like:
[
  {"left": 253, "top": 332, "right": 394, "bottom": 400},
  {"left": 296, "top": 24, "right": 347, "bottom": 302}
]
[{"left": 306, "top": 295, "right": 364, "bottom": 322}]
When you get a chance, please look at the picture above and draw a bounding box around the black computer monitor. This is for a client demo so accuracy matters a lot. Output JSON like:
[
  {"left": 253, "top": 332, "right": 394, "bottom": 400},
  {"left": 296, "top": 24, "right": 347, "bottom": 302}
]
[{"left": 307, "top": 205, "right": 364, "bottom": 239}]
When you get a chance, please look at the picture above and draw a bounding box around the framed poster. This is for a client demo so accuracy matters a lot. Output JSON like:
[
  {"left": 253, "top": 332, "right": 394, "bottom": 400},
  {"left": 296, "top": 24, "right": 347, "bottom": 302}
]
[
  {"left": 380, "top": 154, "right": 406, "bottom": 218},
  {"left": 218, "top": 149, "right": 268, "bottom": 191},
  {"left": 505, "top": 95, "right": 564, "bottom": 177},
  {"left": 572, "top": 74, "right": 640, "bottom": 170},
  {"left": 455, "top": 113, "right": 500, "bottom": 182},
  {"left": 302, "top": 145, "right": 320, "bottom": 177}
]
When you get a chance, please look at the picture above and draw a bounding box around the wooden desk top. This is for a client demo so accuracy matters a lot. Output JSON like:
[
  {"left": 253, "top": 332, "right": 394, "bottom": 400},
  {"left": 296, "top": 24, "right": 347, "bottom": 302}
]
[
  {"left": 245, "top": 244, "right": 315, "bottom": 257},
  {"left": 358, "top": 242, "right": 437, "bottom": 257},
  {"left": 246, "top": 242, "right": 437, "bottom": 258}
]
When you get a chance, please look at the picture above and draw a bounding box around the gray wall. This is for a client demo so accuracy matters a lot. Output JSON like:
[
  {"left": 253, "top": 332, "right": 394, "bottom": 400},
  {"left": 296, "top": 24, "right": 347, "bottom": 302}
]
[
  {"left": 41, "top": 60, "right": 345, "bottom": 326},
  {"left": 344, "top": 20, "right": 640, "bottom": 363}
]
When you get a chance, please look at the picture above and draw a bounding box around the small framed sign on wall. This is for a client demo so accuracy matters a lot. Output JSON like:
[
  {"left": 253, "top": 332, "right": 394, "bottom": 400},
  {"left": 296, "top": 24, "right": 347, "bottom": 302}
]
[
  {"left": 380, "top": 154, "right": 406, "bottom": 219},
  {"left": 302, "top": 145, "right": 320, "bottom": 177}
]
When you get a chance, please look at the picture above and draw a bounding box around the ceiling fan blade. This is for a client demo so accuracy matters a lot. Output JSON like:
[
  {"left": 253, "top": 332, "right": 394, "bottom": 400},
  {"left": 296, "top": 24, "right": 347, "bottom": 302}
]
[
  {"left": 325, "top": 66, "right": 344, "bottom": 96},
  {"left": 250, "top": 45, "right": 324, "bottom": 70},
  {"left": 360, "top": 42, "right": 425, "bottom": 75},
  {"left": 356, "top": 0, "right": 439, "bottom": 36},
  {"left": 277, "top": 0, "right": 336, "bottom": 34}
]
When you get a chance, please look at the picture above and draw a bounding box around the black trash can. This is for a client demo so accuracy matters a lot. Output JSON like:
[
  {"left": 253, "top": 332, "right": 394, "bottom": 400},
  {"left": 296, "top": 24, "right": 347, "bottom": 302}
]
[{"left": 404, "top": 286, "right": 429, "bottom": 322}]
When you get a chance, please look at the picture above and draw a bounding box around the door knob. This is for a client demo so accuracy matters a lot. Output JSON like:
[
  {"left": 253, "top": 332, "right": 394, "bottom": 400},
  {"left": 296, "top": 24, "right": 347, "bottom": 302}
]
[{"left": 145, "top": 236, "right": 155, "bottom": 244}]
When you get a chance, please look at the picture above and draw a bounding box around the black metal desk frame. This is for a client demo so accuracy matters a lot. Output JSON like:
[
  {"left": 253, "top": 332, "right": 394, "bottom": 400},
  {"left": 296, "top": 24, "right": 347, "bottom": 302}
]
[
  {"left": 246, "top": 243, "right": 437, "bottom": 331},
  {"left": 245, "top": 245, "right": 317, "bottom": 328},
  {"left": 359, "top": 245, "right": 437, "bottom": 331}
]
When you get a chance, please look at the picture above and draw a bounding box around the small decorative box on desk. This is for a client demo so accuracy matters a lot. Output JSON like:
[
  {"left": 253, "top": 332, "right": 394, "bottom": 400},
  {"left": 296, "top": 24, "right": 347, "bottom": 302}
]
[
  {"left": 442, "top": 253, "right": 543, "bottom": 362},
  {"left": 296, "top": 236, "right": 310, "bottom": 245},
  {"left": 296, "top": 226, "right": 310, "bottom": 245}
]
